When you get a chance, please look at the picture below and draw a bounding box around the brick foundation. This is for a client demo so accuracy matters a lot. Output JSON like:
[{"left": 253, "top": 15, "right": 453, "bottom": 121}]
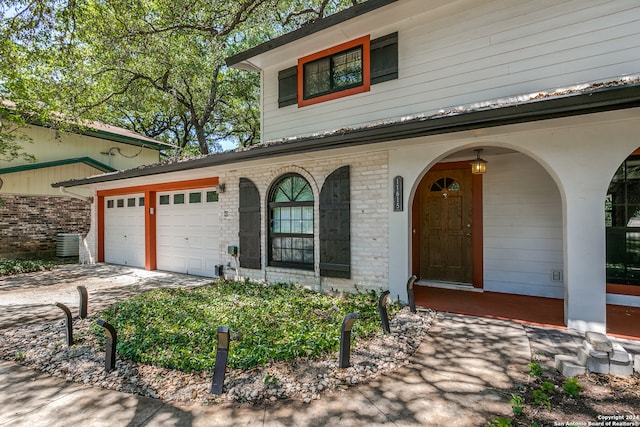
[{"left": 0, "top": 195, "right": 90, "bottom": 259}]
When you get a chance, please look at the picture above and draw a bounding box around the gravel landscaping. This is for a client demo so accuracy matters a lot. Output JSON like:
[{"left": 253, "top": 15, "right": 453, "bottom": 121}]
[{"left": 0, "top": 306, "right": 434, "bottom": 405}]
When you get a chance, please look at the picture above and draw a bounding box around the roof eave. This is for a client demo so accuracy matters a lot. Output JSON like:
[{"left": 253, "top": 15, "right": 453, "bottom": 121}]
[
  {"left": 225, "top": 0, "right": 398, "bottom": 68},
  {"left": 1, "top": 157, "right": 116, "bottom": 175},
  {"left": 80, "top": 128, "right": 175, "bottom": 151},
  {"left": 52, "top": 84, "right": 640, "bottom": 189}
]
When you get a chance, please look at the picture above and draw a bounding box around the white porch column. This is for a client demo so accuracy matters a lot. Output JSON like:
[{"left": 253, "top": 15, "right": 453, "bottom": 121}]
[{"left": 563, "top": 189, "right": 607, "bottom": 333}]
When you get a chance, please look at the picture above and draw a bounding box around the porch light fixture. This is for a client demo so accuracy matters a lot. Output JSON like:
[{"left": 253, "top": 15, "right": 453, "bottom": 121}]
[{"left": 471, "top": 149, "right": 487, "bottom": 175}]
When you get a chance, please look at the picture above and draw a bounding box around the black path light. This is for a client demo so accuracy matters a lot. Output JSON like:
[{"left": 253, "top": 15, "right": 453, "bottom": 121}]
[
  {"left": 54, "top": 302, "right": 74, "bottom": 346},
  {"left": 77, "top": 286, "right": 88, "bottom": 319},
  {"left": 406, "top": 275, "right": 418, "bottom": 313},
  {"left": 378, "top": 290, "right": 391, "bottom": 334},
  {"left": 210, "top": 326, "right": 230, "bottom": 395},
  {"left": 339, "top": 312, "right": 358, "bottom": 369},
  {"left": 96, "top": 320, "right": 117, "bottom": 372}
]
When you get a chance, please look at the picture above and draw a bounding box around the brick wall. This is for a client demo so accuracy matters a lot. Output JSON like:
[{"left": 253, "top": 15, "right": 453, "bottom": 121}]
[
  {"left": 0, "top": 195, "right": 91, "bottom": 258},
  {"left": 217, "top": 151, "right": 389, "bottom": 293}
]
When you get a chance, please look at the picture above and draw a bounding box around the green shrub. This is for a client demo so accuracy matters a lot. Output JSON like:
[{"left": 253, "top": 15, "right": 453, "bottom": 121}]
[
  {"left": 541, "top": 381, "right": 555, "bottom": 393},
  {"left": 509, "top": 394, "right": 523, "bottom": 415},
  {"left": 486, "top": 417, "right": 512, "bottom": 427},
  {"left": 563, "top": 377, "right": 582, "bottom": 396},
  {"left": 527, "top": 362, "right": 543, "bottom": 377},
  {"left": 0, "top": 259, "right": 60, "bottom": 276},
  {"left": 532, "top": 388, "right": 551, "bottom": 411},
  {"left": 95, "top": 281, "right": 398, "bottom": 371}
]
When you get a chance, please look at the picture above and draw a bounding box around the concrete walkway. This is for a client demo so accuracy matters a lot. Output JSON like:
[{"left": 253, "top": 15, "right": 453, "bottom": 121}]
[
  {"left": 0, "top": 264, "right": 630, "bottom": 426},
  {"left": 0, "top": 312, "right": 528, "bottom": 426}
]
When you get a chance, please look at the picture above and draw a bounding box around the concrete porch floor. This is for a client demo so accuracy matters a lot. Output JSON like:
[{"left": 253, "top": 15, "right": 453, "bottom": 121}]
[{"left": 413, "top": 285, "right": 640, "bottom": 340}]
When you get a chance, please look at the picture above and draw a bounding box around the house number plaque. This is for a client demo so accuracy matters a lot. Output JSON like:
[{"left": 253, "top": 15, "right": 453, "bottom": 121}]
[{"left": 393, "top": 176, "right": 403, "bottom": 212}]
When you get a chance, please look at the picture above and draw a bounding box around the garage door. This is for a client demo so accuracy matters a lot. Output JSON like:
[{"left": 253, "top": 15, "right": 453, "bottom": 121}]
[
  {"left": 156, "top": 189, "right": 220, "bottom": 277},
  {"left": 104, "top": 194, "right": 146, "bottom": 268}
]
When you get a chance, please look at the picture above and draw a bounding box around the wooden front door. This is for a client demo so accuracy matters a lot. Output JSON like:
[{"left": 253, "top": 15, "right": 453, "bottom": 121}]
[{"left": 419, "top": 168, "right": 473, "bottom": 283}]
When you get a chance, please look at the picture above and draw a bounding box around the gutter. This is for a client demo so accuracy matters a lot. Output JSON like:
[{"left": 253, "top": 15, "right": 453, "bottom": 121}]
[
  {"left": 59, "top": 186, "right": 94, "bottom": 203},
  {"left": 51, "top": 82, "right": 640, "bottom": 189}
]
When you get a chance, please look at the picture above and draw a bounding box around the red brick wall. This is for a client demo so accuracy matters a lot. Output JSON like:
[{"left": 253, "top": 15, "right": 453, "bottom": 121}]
[{"left": 0, "top": 195, "right": 90, "bottom": 258}]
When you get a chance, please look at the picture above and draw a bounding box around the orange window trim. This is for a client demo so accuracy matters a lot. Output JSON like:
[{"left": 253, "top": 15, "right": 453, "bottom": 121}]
[
  {"left": 97, "top": 177, "right": 219, "bottom": 197},
  {"left": 297, "top": 35, "right": 371, "bottom": 108}
]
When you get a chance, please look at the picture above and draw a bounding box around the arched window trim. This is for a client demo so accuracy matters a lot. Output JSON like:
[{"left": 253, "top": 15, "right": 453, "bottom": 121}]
[{"left": 268, "top": 173, "right": 315, "bottom": 270}]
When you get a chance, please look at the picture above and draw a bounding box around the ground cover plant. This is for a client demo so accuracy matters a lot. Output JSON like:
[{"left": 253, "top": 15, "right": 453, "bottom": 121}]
[
  {"left": 95, "top": 281, "right": 398, "bottom": 372},
  {"left": 0, "top": 258, "right": 64, "bottom": 276}
]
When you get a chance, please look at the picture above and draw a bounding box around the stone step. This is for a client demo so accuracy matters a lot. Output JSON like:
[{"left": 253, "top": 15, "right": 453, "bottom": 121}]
[
  {"left": 555, "top": 354, "right": 586, "bottom": 377},
  {"left": 585, "top": 331, "right": 614, "bottom": 353},
  {"left": 576, "top": 347, "right": 609, "bottom": 374}
]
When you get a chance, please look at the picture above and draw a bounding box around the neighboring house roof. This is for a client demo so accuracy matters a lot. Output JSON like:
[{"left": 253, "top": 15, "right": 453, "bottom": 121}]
[
  {"left": 77, "top": 122, "right": 175, "bottom": 151},
  {"left": 225, "top": 0, "right": 397, "bottom": 69},
  {"left": 0, "top": 157, "right": 116, "bottom": 175},
  {"left": 0, "top": 100, "right": 175, "bottom": 151},
  {"left": 52, "top": 77, "right": 640, "bottom": 189}
]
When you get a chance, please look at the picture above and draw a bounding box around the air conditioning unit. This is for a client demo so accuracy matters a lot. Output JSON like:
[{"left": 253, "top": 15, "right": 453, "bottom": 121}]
[{"left": 56, "top": 233, "right": 80, "bottom": 257}]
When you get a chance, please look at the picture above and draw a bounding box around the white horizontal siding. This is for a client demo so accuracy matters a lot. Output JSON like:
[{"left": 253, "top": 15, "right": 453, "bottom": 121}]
[
  {"left": 262, "top": 0, "right": 640, "bottom": 141},
  {"left": 482, "top": 153, "right": 564, "bottom": 298}
]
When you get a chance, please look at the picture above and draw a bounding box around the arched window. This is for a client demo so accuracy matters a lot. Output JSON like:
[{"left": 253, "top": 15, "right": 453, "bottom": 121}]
[
  {"left": 269, "top": 174, "right": 314, "bottom": 269},
  {"left": 430, "top": 177, "right": 461, "bottom": 192},
  {"left": 606, "top": 155, "right": 640, "bottom": 285}
]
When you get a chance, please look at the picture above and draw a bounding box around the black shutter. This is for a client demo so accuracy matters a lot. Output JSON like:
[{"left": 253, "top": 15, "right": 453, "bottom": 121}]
[
  {"left": 370, "top": 32, "right": 398, "bottom": 85},
  {"left": 239, "top": 178, "right": 261, "bottom": 269},
  {"left": 278, "top": 66, "right": 298, "bottom": 108},
  {"left": 320, "top": 166, "right": 351, "bottom": 278}
]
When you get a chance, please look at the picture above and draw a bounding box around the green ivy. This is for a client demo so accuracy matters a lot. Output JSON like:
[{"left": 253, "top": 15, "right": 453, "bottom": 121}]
[
  {"left": 95, "top": 281, "right": 399, "bottom": 372},
  {"left": 0, "top": 258, "right": 60, "bottom": 276}
]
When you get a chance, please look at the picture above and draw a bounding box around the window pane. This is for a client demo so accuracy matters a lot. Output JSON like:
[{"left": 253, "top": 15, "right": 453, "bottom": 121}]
[
  {"left": 302, "top": 206, "right": 314, "bottom": 233},
  {"left": 174, "top": 194, "right": 185, "bottom": 204},
  {"left": 107, "top": 200, "right": 114, "bottom": 208},
  {"left": 206, "top": 191, "right": 218, "bottom": 202},
  {"left": 281, "top": 207, "right": 291, "bottom": 233},
  {"left": 117, "top": 199, "right": 124, "bottom": 208},
  {"left": 139, "top": 197, "right": 145, "bottom": 207},
  {"left": 189, "top": 192, "right": 202, "bottom": 203},
  {"left": 272, "top": 208, "right": 281, "bottom": 233},
  {"left": 304, "top": 58, "right": 330, "bottom": 98},
  {"left": 331, "top": 47, "right": 362, "bottom": 89},
  {"left": 627, "top": 159, "right": 640, "bottom": 180},
  {"left": 127, "top": 198, "right": 136, "bottom": 207},
  {"left": 159, "top": 195, "right": 170, "bottom": 205}
]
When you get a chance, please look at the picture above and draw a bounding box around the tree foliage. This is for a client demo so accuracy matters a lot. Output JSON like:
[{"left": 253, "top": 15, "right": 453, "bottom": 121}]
[{"left": 1, "top": 0, "right": 364, "bottom": 158}]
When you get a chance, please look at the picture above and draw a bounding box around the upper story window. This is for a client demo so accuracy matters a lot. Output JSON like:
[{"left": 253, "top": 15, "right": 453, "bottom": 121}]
[
  {"left": 279, "top": 32, "right": 398, "bottom": 108},
  {"left": 303, "top": 45, "right": 363, "bottom": 100},
  {"left": 297, "top": 36, "right": 370, "bottom": 107}
]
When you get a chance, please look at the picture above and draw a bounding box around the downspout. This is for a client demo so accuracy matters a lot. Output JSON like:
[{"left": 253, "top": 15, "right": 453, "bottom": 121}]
[{"left": 59, "top": 186, "right": 94, "bottom": 203}]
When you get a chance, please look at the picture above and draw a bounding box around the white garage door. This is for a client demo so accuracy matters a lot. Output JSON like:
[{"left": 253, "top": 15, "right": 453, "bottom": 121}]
[
  {"left": 104, "top": 194, "right": 146, "bottom": 268},
  {"left": 156, "top": 189, "right": 220, "bottom": 277}
]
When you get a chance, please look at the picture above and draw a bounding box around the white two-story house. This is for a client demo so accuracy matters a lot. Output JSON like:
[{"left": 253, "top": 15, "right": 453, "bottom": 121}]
[{"left": 54, "top": 0, "right": 640, "bottom": 333}]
